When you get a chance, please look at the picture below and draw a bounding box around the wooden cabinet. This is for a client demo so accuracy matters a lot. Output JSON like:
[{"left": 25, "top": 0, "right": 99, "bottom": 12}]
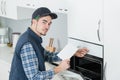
[
  {"left": 68, "top": 0, "right": 103, "bottom": 45},
  {"left": 0, "top": 60, "right": 10, "bottom": 80}
]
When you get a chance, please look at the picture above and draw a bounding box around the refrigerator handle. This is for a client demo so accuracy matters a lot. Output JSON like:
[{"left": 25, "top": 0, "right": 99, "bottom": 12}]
[{"left": 97, "top": 19, "right": 101, "bottom": 42}]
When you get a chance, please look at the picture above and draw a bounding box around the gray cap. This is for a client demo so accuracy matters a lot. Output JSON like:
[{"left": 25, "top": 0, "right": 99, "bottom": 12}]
[{"left": 32, "top": 7, "right": 57, "bottom": 20}]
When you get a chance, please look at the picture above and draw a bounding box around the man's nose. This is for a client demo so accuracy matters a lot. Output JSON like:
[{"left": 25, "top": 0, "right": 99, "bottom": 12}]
[
  {"left": 46, "top": 24, "right": 50, "bottom": 28},
  {"left": 45, "top": 25, "right": 49, "bottom": 30}
]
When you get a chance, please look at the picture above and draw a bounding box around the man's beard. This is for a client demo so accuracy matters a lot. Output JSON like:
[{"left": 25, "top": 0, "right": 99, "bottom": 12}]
[
  {"left": 40, "top": 33, "right": 46, "bottom": 36},
  {"left": 35, "top": 25, "right": 47, "bottom": 36}
]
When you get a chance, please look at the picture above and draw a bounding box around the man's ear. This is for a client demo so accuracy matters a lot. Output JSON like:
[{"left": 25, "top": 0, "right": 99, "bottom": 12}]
[
  {"left": 31, "top": 19, "right": 38, "bottom": 26},
  {"left": 32, "top": 19, "right": 37, "bottom": 24}
]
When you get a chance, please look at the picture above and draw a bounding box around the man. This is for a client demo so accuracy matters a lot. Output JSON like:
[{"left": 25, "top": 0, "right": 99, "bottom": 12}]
[{"left": 9, "top": 7, "right": 88, "bottom": 80}]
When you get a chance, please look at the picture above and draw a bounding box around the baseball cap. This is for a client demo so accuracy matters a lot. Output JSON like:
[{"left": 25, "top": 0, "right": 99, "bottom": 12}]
[{"left": 32, "top": 7, "right": 57, "bottom": 20}]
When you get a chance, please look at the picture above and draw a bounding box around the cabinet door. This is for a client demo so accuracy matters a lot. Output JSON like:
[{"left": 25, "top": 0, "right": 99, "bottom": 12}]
[
  {"left": 17, "top": 0, "right": 67, "bottom": 13},
  {"left": 0, "top": 60, "right": 10, "bottom": 80},
  {"left": 68, "top": 0, "right": 103, "bottom": 45},
  {"left": 0, "top": 0, "right": 18, "bottom": 19},
  {"left": 0, "top": 0, "right": 34, "bottom": 19},
  {"left": 104, "top": 0, "right": 120, "bottom": 79},
  {"left": 5, "top": 0, "right": 18, "bottom": 19},
  {"left": 17, "top": 0, "right": 39, "bottom": 9},
  {"left": 0, "top": 0, "right": 7, "bottom": 17},
  {"left": 38, "top": 0, "right": 67, "bottom": 13},
  {"left": 0, "top": 0, "right": 3, "bottom": 16}
]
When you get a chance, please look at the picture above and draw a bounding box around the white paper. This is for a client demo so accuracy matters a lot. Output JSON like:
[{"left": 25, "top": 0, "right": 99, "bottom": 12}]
[{"left": 58, "top": 43, "right": 78, "bottom": 60}]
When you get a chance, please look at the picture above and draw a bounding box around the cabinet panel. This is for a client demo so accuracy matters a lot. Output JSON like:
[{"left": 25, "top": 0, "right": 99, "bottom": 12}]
[
  {"left": 0, "top": 0, "right": 3, "bottom": 16},
  {"left": 1, "top": 0, "right": 67, "bottom": 19},
  {"left": 0, "top": 60, "right": 10, "bottom": 80},
  {"left": 104, "top": 0, "right": 120, "bottom": 79},
  {"left": 0, "top": 0, "right": 34, "bottom": 19},
  {"left": 38, "top": 0, "right": 67, "bottom": 13},
  {"left": 0, "top": 0, "right": 17, "bottom": 18},
  {"left": 5, "top": 0, "right": 17, "bottom": 19},
  {"left": 17, "top": 0, "right": 39, "bottom": 9},
  {"left": 0, "top": 0, "right": 7, "bottom": 17},
  {"left": 17, "top": 0, "right": 67, "bottom": 13},
  {"left": 68, "top": 0, "right": 103, "bottom": 44},
  {"left": 68, "top": 38, "right": 103, "bottom": 58}
]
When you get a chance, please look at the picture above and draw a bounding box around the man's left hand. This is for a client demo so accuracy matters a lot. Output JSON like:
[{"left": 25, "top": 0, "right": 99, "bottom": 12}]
[{"left": 74, "top": 48, "right": 89, "bottom": 57}]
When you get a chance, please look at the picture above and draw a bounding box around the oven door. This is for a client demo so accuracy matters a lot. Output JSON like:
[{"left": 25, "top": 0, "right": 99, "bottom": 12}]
[{"left": 70, "top": 54, "right": 103, "bottom": 80}]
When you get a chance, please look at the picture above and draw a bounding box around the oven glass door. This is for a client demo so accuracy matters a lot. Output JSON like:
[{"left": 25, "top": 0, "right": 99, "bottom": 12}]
[{"left": 70, "top": 55, "right": 103, "bottom": 80}]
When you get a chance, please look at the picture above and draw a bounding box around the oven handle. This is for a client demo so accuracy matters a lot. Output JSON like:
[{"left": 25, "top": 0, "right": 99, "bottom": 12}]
[
  {"left": 84, "top": 76, "right": 92, "bottom": 80},
  {"left": 103, "top": 62, "right": 107, "bottom": 80}
]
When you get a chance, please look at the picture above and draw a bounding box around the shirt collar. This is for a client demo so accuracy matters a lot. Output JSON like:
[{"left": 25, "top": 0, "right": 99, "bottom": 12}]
[{"left": 27, "top": 27, "right": 43, "bottom": 44}]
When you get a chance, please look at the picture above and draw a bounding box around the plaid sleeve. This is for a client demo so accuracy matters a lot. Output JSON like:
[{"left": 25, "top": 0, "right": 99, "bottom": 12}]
[{"left": 20, "top": 42, "right": 54, "bottom": 80}]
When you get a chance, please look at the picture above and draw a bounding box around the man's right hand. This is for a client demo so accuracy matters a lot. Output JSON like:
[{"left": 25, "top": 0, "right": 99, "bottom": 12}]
[{"left": 54, "top": 59, "right": 70, "bottom": 74}]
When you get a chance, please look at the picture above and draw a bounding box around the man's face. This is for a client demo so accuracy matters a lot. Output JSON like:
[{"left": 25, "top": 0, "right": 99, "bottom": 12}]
[{"left": 34, "top": 16, "right": 52, "bottom": 36}]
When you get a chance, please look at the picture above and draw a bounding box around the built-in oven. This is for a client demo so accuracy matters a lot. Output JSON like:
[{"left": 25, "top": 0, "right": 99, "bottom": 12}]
[
  {"left": 70, "top": 54, "right": 103, "bottom": 80},
  {"left": 52, "top": 37, "right": 104, "bottom": 80}
]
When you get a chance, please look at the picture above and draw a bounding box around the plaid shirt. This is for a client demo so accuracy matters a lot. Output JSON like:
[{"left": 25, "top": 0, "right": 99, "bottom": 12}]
[{"left": 20, "top": 42, "right": 60, "bottom": 80}]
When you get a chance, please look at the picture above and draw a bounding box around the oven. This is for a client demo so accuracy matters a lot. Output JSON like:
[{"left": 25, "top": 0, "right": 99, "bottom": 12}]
[
  {"left": 70, "top": 54, "right": 103, "bottom": 80},
  {"left": 52, "top": 37, "right": 104, "bottom": 80}
]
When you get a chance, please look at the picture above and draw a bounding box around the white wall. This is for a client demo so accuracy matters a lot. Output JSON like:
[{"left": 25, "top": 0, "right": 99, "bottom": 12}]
[{"left": 0, "top": 13, "right": 67, "bottom": 52}]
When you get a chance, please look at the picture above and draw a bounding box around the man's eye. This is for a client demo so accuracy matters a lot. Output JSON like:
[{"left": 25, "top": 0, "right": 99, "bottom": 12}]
[
  {"left": 42, "top": 21, "right": 47, "bottom": 24},
  {"left": 48, "top": 22, "right": 52, "bottom": 26}
]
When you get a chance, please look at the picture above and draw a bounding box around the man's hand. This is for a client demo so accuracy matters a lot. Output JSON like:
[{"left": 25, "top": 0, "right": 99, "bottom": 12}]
[
  {"left": 74, "top": 48, "right": 89, "bottom": 57},
  {"left": 54, "top": 59, "right": 70, "bottom": 74}
]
